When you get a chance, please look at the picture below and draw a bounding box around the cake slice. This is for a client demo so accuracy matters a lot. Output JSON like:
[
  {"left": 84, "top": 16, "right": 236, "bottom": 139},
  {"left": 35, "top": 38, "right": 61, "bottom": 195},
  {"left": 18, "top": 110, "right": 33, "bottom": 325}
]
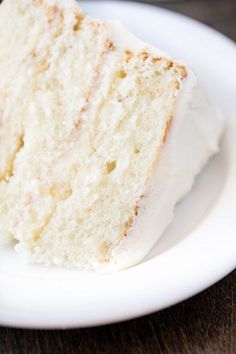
[{"left": 0, "top": 0, "right": 222, "bottom": 271}]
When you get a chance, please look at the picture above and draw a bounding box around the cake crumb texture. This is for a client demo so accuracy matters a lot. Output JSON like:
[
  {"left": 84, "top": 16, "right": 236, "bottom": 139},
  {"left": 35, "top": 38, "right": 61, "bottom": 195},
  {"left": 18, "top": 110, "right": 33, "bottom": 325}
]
[{"left": 0, "top": 0, "right": 214, "bottom": 271}]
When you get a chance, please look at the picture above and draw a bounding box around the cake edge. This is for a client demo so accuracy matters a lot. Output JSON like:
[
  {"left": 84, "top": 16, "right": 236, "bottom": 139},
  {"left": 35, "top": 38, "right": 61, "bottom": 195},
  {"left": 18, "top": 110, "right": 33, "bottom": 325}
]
[{"left": 95, "top": 20, "right": 224, "bottom": 271}]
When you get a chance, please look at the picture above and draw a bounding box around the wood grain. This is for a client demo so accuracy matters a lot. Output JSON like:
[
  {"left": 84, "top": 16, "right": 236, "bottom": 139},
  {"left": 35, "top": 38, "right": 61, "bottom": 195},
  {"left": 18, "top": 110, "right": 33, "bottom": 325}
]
[{"left": 0, "top": 1, "right": 235, "bottom": 353}]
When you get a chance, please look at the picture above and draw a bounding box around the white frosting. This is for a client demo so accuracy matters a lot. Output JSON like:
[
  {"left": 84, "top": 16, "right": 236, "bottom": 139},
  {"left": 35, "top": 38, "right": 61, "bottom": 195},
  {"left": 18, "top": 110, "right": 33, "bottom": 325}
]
[
  {"left": 106, "top": 20, "right": 168, "bottom": 58},
  {"left": 100, "top": 22, "right": 223, "bottom": 272}
]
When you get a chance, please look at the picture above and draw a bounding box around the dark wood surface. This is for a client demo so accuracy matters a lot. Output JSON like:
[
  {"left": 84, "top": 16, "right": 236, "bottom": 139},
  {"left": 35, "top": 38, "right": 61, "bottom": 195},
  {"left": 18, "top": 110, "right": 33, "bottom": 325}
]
[{"left": 0, "top": 1, "right": 235, "bottom": 353}]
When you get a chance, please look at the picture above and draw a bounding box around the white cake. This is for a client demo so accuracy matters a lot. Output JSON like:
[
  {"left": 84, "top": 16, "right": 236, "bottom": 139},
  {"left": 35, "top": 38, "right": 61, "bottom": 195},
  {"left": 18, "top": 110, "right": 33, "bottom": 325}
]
[{"left": 0, "top": 0, "right": 222, "bottom": 271}]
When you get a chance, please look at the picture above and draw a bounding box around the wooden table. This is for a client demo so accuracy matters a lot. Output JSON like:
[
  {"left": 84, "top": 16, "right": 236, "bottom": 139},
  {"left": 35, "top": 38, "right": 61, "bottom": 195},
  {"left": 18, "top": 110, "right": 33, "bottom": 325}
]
[{"left": 0, "top": 1, "right": 235, "bottom": 353}]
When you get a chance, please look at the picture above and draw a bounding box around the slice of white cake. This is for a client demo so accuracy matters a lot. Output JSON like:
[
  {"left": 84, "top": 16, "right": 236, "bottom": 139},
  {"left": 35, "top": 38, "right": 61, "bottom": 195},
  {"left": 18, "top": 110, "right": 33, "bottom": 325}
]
[{"left": 0, "top": 0, "right": 222, "bottom": 271}]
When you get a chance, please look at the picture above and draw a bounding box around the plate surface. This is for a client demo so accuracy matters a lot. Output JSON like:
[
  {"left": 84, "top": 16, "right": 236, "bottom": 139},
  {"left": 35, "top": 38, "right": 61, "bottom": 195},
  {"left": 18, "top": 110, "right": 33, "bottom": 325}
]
[{"left": 0, "top": 1, "right": 236, "bottom": 329}]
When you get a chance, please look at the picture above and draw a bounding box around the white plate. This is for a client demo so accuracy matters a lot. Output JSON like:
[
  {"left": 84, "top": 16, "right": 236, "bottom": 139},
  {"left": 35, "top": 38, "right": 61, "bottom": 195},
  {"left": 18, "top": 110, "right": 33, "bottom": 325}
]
[{"left": 0, "top": 1, "right": 236, "bottom": 329}]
